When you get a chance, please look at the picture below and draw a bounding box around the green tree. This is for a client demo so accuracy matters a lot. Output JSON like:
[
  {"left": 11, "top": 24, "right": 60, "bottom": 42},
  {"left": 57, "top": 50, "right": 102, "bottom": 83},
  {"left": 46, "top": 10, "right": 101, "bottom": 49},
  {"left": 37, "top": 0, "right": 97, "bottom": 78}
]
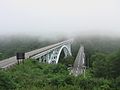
[
  {"left": 109, "top": 50, "right": 120, "bottom": 78},
  {"left": 90, "top": 53, "right": 110, "bottom": 78},
  {"left": 59, "top": 56, "right": 74, "bottom": 67},
  {"left": 0, "top": 70, "right": 16, "bottom": 90}
]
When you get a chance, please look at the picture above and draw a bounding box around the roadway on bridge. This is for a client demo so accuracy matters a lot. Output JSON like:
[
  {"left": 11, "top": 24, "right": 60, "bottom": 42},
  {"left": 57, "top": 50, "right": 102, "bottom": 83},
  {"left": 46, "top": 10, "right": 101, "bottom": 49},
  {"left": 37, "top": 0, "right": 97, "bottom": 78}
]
[
  {"left": 71, "top": 46, "right": 85, "bottom": 76},
  {"left": 0, "top": 40, "right": 72, "bottom": 69}
]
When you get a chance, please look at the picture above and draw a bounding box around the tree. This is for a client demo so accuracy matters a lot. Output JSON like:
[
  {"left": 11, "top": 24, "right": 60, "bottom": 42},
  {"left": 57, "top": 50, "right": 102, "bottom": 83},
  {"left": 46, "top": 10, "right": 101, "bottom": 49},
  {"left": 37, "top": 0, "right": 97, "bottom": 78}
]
[
  {"left": 90, "top": 53, "right": 110, "bottom": 78},
  {"left": 0, "top": 70, "right": 16, "bottom": 90},
  {"left": 59, "top": 56, "right": 74, "bottom": 67},
  {"left": 109, "top": 50, "right": 120, "bottom": 78}
]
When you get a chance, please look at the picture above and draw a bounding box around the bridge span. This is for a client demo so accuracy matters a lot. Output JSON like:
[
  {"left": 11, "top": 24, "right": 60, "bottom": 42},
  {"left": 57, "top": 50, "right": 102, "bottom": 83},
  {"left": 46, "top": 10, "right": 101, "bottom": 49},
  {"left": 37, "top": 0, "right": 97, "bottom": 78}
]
[
  {"left": 0, "top": 39, "right": 73, "bottom": 69},
  {"left": 71, "top": 46, "right": 86, "bottom": 76}
]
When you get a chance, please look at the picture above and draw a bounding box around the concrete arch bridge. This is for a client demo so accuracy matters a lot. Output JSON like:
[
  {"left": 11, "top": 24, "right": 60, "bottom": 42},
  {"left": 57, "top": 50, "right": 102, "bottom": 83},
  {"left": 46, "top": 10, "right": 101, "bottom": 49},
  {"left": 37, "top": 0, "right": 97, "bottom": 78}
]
[
  {"left": 0, "top": 39, "right": 86, "bottom": 76},
  {"left": 30, "top": 40, "right": 73, "bottom": 64},
  {"left": 0, "top": 39, "right": 73, "bottom": 69}
]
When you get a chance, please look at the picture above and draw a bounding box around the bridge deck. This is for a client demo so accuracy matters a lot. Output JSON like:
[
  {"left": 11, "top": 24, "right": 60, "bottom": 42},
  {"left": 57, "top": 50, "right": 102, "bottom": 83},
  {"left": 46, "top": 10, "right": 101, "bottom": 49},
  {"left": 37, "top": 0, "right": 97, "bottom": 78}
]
[
  {"left": 0, "top": 39, "right": 72, "bottom": 69},
  {"left": 72, "top": 46, "right": 85, "bottom": 76}
]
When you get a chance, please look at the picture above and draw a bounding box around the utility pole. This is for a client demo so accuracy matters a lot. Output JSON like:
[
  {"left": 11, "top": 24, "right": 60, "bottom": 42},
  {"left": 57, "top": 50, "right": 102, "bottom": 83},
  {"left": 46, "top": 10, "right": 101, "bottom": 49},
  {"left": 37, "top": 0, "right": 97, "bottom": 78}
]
[{"left": 83, "top": 66, "right": 86, "bottom": 78}]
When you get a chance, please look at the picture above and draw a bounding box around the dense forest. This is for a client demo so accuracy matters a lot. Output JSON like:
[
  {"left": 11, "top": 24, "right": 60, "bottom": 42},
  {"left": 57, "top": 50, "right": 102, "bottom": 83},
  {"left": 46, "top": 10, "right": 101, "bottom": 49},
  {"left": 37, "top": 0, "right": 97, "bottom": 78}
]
[
  {"left": 0, "top": 36, "right": 65, "bottom": 60},
  {"left": 0, "top": 36, "right": 120, "bottom": 90}
]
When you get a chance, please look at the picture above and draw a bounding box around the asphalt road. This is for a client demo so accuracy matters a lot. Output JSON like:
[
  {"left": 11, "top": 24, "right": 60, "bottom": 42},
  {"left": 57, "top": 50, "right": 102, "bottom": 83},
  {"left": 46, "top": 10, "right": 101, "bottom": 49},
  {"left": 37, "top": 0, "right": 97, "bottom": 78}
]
[
  {"left": 71, "top": 46, "right": 85, "bottom": 76},
  {"left": 0, "top": 39, "right": 72, "bottom": 69}
]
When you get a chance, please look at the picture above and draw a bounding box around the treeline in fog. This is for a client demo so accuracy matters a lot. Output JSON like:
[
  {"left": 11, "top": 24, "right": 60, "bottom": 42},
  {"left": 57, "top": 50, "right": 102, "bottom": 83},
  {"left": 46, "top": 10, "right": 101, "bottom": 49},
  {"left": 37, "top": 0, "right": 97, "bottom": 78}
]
[{"left": 0, "top": 36, "right": 66, "bottom": 60}]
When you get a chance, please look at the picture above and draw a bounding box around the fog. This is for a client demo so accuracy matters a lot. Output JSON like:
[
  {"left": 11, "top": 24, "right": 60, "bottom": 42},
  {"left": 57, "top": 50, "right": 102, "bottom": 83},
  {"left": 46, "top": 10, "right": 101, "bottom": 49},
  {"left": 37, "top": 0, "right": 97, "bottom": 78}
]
[{"left": 0, "top": 0, "right": 120, "bottom": 38}]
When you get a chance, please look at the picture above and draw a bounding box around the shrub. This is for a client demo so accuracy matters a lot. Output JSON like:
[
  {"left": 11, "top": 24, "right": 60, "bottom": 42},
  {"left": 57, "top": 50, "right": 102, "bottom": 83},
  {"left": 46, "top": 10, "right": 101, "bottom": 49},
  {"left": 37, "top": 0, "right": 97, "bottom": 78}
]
[{"left": 0, "top": 70, "right": 16, "bottom": 90}]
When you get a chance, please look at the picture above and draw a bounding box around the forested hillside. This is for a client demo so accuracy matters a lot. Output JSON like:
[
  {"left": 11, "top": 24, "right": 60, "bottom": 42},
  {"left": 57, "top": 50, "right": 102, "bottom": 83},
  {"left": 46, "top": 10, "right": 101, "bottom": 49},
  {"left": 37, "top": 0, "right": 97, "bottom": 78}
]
[
  {"left": 0, "top": 36, "right": 120, "bottom": 90},
  {"left": 0, "top": 36, "right": 63, "bottom": 60}
]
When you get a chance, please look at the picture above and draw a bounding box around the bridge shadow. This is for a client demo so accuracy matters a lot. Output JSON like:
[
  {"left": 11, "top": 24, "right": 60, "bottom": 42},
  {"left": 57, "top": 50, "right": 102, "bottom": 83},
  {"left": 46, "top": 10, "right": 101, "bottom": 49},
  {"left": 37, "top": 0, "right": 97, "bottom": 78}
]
[
  {"left": 59, "top": 49, "right": 65, "bottom": 64},
  {"left": 59, "top": 49, "right": 74, "bottom": 67}
]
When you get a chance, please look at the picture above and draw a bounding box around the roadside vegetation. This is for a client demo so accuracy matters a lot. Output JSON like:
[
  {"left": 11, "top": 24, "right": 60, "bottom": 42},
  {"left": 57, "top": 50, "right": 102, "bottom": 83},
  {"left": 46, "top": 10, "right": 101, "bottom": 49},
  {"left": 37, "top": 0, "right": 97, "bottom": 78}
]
[{"left": 0, "top": 36, "right": 120, "bottom": 90}]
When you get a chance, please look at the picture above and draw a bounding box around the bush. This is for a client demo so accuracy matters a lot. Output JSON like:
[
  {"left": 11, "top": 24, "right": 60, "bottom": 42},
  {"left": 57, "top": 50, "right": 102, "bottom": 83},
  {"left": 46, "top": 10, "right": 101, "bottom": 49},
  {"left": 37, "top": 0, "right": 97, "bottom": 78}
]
[
  {"left": 0, "top": 70, "right": 16, "bottom": 90},
  {"left": 78, "top": 77, "right": 111, "bottom": 90},
  {"left": 112, "top": 76, "right": 120, "bottom": 90}
]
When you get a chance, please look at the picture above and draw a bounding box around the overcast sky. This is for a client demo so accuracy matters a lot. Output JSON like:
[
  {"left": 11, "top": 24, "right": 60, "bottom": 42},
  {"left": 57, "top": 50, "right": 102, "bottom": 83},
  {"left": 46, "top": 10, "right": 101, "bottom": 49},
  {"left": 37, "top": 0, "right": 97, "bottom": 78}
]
[{"left": 0, "top": 0, "right": 120, "bottom": 38}]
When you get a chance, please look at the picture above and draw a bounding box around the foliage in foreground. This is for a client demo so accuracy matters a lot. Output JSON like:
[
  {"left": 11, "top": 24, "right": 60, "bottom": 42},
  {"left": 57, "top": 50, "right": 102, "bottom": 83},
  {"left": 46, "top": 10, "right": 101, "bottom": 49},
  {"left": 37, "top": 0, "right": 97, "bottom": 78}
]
[
  {"left": 90, "top": 50, "right": 120, "bottom": 79},
  {"left": 0, "top": 59, "right": 119, "bottom": 90}
]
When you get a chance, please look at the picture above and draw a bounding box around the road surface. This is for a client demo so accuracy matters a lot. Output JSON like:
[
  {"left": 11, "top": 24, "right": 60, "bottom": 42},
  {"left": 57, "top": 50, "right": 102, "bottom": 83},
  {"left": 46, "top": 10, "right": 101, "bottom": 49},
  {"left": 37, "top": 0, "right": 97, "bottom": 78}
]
[{"left": 71, "top": 46, "right": 85, "bottom": 76}]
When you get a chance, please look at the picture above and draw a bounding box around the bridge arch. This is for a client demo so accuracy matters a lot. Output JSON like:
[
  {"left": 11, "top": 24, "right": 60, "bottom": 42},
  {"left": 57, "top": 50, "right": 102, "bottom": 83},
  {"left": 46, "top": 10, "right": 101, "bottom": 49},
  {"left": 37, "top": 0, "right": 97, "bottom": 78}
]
[
  {"left": 30, "top": 40, "right": 73, "bottom": 64},
  {"left": 50, "top": 45, "right": 72, "bottom": 64}
]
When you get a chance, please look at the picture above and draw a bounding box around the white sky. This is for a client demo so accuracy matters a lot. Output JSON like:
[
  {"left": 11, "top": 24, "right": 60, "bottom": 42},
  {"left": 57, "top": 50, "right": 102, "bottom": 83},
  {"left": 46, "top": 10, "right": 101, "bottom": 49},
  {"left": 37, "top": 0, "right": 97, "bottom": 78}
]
[{"left": 0, "top": 0, "right": 120, "bottom": 38}]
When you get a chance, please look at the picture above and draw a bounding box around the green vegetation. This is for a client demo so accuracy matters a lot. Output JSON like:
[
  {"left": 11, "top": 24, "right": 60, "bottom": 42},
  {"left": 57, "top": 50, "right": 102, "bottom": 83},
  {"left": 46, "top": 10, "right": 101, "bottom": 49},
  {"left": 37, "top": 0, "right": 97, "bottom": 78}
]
[
  {"left": 0, "top": 59, "right": 118, "bottom": 90},
  {"left": 0, "top": 60, "right": 76, "bottom": 90},
  {"left": 59, "top": 56, "right": 74, "bottom": 67},
  {"left": 0, "top": 36, "right": 120, "bottom": 90},
  {"left": 0, "top": 36, "right": 55, "bottom": 60}
]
